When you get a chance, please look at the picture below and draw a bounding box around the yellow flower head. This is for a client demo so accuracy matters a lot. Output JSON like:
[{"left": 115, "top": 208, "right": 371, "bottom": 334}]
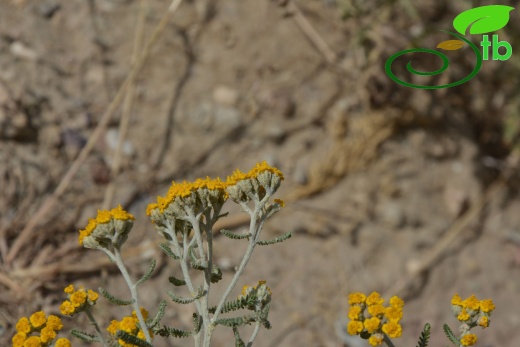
[
  {"left": 366, "top": 292, "right": 385, "bottom": 306},
  {"left": 457, "top": 309, "right": 471, "bottom": 322},
  {"left": 16, "top": 317, "right": 31, "bottom": 334},
  {"left": 61, "top": 286, "right": 98, "bottom": 316},
  {"left": 40, "top": 326, "right": 57, "bottom": 343},
  {"left": 12, "top": 332, "right": 27, "bottom": 347},
  {"left": 463, "top": 295, "right": 480, "bottom": 311},
  {"left": 368, "top": 304, "right": 386, "bottom": 317},
  {"left": 368, "top": 333, "right": 384, "bottom": 346},
  {"left": 385, "top": 306, "right": 403, "bottom": 322},
  {"left": 460, "top": 333, "right": 477, "bottom": 346},
  {"left": 45, "top": 315, "right": 63, "bottom": 331},
  {"left": 79, "top": 205, "right": 134, "bottom": 247},
  {"left": 389, "top": 296, "right": 404, "bottom": 308},
  {"left": 478, "top": 315, "right": 489, "bottom": 328},
  {"left": 479, "top": 299, "right": 495, "bottom": 313},
  {"left": 29, "top": 311, "right": 47, "bottom": 329},
  {"left": 382, "top": 321, "right": 402, "bottom": 338},
  {"left": 451, "top": 293, "right": 463, "bottom": 306},
  {"left": 348, "top": 292, "right": 367, "bottom": 305},
  {"left": 60, "top": 301, "right": 75, "bottom": 316},
  {"left": 347, "top": 321, "right": 364, "bottom": 335},
  {"left": 348, "top": 305, "right": 363, "bottom": 320},
  {"left": 364, "top": 317, "right": 381, "bottom": 334},
  {"left": 23, "top": 336, "right": 41, "bottom": 347},
  {"left": 226, "top": 161, "right": 284, "bottom": 203},
  {"left": 70, "top": 290, "right": 87, "bottom": 307}
]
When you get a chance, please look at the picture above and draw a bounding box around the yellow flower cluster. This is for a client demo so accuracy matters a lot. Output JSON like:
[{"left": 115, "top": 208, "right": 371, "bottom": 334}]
[
  {"left": 146, "top": 177, "right": 228, "bottom": 216},
  {"left": 79, "top": 204, "right": 135, "bottom": 246},
  {"left": 12, "top": 312, "right": 70, "bottom": 347},
  {"left": 107, "top": 308, "right": 153, "bottom": 347},
  {"left": 146, "top": 161, "right": 285, "bottom": 225},
  {"left": 59, "top": 284, "right": 99, "bottom": 316},
  {"left": 451, "top": 294, "right": 495, "bottom": 346},
  {"left": 226, "top": 161, "right": 285, "bottom": 186},
  {"left": 347, "top": 292, "right": 404, "bottom": 347},
  {"left": 226, "top": 161, "right": 284, "bottom": 203}
]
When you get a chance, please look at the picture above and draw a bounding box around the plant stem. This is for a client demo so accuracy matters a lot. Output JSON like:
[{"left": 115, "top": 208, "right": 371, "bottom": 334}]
[
  {"left": 110, "top": 248, "right": 152, "bottom": 343},
  {"left": 384, "top": 333, "right": 396, "bottom": 347},
  {"left": 246, "top": 321, "right": 261, "bottom": 347}
]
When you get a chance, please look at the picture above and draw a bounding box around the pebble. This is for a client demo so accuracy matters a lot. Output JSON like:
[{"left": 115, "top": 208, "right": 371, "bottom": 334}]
[
  {"left": 10, "top": 41, "right": 38, "bottom": 61},
  {"left": 213, "top": 85, "right": 239, "bottom": 107}
]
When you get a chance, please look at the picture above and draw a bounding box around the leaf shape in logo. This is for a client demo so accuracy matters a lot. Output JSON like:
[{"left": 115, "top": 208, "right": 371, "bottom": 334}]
[
  {"left": 453, "top": 5, "right": 514, "bottom": 35},
  {"left": 436, "top": 40, "right": 465, "bottom": 50}
]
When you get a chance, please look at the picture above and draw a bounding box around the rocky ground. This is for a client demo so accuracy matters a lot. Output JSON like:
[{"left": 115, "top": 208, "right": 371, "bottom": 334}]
[{"left": 2, "top": 0, "right": 520, "bottom": 346}]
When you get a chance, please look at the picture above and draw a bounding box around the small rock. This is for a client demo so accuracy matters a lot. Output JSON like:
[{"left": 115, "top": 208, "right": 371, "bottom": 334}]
[
  {"left": 213, "top": 85, "right": 239, "bottom": 107},
  {"left": 265, "top": 125, "right": 286, "bottom": 143},
  {"left": 10, "top": 41, "right": 38, "bottom": 61}
]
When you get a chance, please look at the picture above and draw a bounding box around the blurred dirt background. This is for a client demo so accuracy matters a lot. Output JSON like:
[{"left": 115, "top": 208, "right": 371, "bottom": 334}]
[{"left": 2, "top": 0, "right": 520, "bottom": 346}]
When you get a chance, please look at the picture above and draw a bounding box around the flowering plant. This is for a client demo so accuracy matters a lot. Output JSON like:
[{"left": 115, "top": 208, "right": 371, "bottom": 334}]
[
  {"left": 346, "top": 292, "right": 495, "bottom": 347},
  {"left": 12, "top": 161, "right": 290, "bottom": 347}
]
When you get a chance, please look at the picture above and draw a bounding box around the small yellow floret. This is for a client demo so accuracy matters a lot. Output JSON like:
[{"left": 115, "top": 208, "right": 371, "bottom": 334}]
[
  {"left": 70, "top": 290, "right": 87, "bottom": 307},
  {"left": 29, "top": 311, "right": 47, "bottom": 329},
  {"left": 368, "top": 334, "right": 384, "bottom": 346},
  {"left": 64, "top": 284, "right": 74, "bottom": 294},
  {"left": 107, "top": 320, "right": 119, "bottom": 334},
  {"left": 348, "top": 305, "right": 362, "bottom": 320},
  {"left": 366, "top": 292, "right": 385, "bottom": 306},
  {"left": 389, "top": 296, "right": 404, "bottom": 308},
  {"left": 364, "top": 317, "right": 381, "bottom": 334},
  {"left": 24, "top": 336, "right": 42, "bottom": 347},
  {"left": 88, "top": 289, "right": 99, "bottom": 302},
  {"left": 119, "top": 317, "right": 138, "bottom": 333},
  {"left": 12, "top": 332, "right": 27, "bottom": 347},
  {"left": 460, "top": 333, "right": 477, "bottom": 346},
  {"left": 451, "top": 293, "right": 463, "bottom": 306},
  {"left": 347, "top": 321, "right": 364, "bottom": 335},
  {"left": 16, "top": 317, "right": 31, "bottom": 334},
  {"left": 46, "top": 315, "right": 63, "bottom": 331},
  {"left": 110, "top": 204, "right": 135, "bottom": 221},
  {"left": 479, "top": 299, "right": 495, "bottom": 313},
  {"left": 382, "top": 321, "right": 402, "bottom": 338},
  {"left": 60, "top": 301, "right": 75, "bottom": 315},
  {"left": 458, "top": 309, "right": 470, "bottom": 322},
  {"left": 463, "top": 295, "right": 480, "bottom": 311},
  {"left": 385, "top": 306, "right": 403, "bottom": 322},
  {"left": 478, "top": 315, "right": 489, "bottom": 328},
  {"left": 348, "top": 292, "right": 367, "bottom": 305},
  {"left": 368, "top": 304, "right": 386, "bottom": 317},
  {"left": 40, "top": 326, "right": 57, "bottom": 343}
]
